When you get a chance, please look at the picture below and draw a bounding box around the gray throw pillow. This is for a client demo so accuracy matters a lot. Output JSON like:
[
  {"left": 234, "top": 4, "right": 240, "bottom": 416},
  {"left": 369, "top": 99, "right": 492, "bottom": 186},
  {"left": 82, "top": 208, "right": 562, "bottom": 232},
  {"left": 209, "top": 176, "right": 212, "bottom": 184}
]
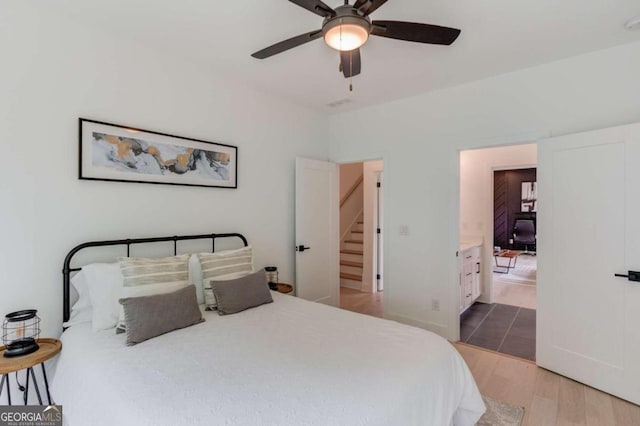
[
  {"left": 210, "top": 270, "right": 273, "bottom": 315},
  {"left": 119, "top": 285, "right": 204, "bottom": 346}
]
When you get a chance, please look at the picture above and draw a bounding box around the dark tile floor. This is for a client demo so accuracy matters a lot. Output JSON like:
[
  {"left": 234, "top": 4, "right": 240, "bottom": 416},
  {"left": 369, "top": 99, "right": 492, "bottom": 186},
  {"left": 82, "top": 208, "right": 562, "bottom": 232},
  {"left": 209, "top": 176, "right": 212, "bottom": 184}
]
[{"left": 460, "top": 302, "right": 536, "bottom": 361}]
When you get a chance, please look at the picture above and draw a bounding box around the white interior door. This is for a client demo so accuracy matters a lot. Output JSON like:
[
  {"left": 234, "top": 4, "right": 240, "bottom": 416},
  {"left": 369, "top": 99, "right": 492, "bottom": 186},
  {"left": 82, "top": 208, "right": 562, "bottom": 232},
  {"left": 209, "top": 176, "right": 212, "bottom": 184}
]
[
  {"left": 537, "top": 122, "right": 640, "bottom": 404},
  {"left": 295, "top": 157, "right": 339, "bottom": 306}
]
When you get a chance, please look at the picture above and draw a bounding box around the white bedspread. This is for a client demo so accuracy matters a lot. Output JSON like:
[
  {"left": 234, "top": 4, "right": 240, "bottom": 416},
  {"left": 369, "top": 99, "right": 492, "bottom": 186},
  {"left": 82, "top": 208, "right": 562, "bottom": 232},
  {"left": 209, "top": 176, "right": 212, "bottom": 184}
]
[{"left": 52, "top": 293, "right": 484, "bottom": 426}]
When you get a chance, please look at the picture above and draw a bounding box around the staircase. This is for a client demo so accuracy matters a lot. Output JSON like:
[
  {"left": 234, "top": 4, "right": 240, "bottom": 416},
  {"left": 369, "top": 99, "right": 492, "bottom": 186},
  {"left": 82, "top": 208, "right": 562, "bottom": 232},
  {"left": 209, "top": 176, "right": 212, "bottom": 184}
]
[{"left": 340, "top": 214, "right": 364, "bottom": 289}]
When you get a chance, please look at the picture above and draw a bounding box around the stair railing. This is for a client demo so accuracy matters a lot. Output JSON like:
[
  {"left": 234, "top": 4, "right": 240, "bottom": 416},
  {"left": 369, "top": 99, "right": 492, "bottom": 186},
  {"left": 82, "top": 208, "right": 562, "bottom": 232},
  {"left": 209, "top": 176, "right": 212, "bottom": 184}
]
[{"left": 340, "top": 174, "right": 364, "bottom": 207}]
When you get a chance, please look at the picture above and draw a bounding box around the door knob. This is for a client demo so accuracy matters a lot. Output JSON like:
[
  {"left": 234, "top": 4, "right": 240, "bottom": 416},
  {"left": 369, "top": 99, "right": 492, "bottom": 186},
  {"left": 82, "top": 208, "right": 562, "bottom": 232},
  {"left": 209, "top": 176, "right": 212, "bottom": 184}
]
[{"left": 296, "top": 245, "right": 311, "bottom": 252}]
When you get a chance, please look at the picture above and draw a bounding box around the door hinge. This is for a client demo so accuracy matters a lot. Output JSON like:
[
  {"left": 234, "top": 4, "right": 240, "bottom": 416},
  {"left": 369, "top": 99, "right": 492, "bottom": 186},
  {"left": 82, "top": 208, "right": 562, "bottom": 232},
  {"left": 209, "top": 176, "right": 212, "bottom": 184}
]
[{"left": 376, "top": 274, "right": 381, "bottom": 280}]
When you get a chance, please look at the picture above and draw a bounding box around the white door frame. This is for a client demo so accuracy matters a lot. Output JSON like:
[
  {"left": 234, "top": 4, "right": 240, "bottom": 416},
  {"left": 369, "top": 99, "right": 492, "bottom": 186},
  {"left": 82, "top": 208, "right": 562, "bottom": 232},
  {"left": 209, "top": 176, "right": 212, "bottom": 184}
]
[
  {"left": 362, "top": 161, "right": 384, "bottom": 293},
  {"left": 375, "top": 171, "right": 384, "bottom": 292}
]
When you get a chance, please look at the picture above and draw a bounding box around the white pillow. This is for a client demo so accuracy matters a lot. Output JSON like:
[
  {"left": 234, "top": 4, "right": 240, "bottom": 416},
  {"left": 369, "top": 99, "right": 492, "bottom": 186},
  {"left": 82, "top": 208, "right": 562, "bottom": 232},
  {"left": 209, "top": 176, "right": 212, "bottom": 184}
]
[
  {"left": 63, "top": 270, "right": 93, "bottom": 328},
  {"left": 198, "top": 246, "right": 254, "bottom": 310},
  {"left": 116, "top": 255, "right": 190, "bottom": 331},
  {"left": 84, "top": 263, "right": 125, "bottom": 332},
  {"left": 189, "top": 254, "right": 204, "bottom": 305}
]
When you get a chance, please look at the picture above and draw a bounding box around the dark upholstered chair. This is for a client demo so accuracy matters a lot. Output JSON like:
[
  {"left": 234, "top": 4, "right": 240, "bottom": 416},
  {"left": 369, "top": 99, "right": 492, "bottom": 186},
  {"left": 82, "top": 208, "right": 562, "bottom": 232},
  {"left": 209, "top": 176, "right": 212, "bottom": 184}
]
[{"left": 513, "top": 219, "right": 536, "bottom": 254}]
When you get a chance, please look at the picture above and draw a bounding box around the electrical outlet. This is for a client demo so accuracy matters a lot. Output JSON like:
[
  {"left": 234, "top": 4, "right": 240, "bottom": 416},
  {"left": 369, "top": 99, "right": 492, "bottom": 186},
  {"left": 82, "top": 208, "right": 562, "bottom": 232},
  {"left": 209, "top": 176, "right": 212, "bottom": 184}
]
[
  {"left": 399, "top": 225, "right": 410, "bottom": 236},
  {"left": 432, "top": 299, "right": 440, "bottom": 311}
]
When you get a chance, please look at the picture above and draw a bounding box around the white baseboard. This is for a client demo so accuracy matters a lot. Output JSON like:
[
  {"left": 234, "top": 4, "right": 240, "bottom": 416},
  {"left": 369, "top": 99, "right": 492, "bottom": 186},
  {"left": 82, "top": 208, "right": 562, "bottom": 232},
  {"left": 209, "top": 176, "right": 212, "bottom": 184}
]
[{"left": 385, "top": 312, "right": 449, "bottom": 339}]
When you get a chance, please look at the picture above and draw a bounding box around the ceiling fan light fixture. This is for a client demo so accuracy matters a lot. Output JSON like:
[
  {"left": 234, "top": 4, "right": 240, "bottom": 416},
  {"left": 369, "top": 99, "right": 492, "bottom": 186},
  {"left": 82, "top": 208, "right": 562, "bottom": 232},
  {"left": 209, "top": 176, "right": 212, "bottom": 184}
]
[
  {"left": 323, "top": 16, "right": 370, "bottom": 51},
  {"left": 251, "top": 0, "right": 462, "bottom": 83}
]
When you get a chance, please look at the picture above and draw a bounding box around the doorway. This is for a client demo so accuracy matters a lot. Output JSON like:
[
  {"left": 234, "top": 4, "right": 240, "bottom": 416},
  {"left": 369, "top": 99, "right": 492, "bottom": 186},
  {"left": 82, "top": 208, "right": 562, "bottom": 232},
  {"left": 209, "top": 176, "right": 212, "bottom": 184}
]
[
  {"left": 458, "top": 144, "right": 537, "bottom": 361},
  {"left": 338, "top": 160, "right": 384, "bottom": 318},
  {"left": 492, "top": 168, "right": 537, "bottom": 310}
]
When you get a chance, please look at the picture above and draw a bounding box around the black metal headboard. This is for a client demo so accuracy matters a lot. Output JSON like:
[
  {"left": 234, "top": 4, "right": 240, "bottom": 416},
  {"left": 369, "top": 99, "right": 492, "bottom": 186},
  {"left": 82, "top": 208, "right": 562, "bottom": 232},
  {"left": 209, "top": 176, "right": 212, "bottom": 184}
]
[{"left": 62, "top": 233, "right": 248, "bottom": 323}]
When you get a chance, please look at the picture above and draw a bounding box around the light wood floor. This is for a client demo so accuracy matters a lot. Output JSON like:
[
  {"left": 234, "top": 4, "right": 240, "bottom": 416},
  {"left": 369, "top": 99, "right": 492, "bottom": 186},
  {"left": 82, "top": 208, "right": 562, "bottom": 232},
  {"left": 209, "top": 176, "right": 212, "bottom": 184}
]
[
  {"left": 339, "top": 287, "right": 383, "bottom": 318},
  {"left": 492, "top": 280, "right": 537, "bottom": 309},
  {"left": 456, "top": 343, "right": 640, "bottom": 425},
  {"left": 492, "top": 254, "right": 537, "bottom": 309},
  {"left": 340, "top": 287, "right": 640, "bottom": 425}
]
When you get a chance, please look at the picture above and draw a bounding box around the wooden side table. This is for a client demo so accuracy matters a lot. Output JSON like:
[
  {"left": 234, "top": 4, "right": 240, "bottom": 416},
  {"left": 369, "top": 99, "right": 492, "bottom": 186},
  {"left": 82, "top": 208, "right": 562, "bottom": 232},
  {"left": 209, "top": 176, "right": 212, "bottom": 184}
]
[
  {"left": 276, "top": 283, "right": 294, "bottom": 295},
  {"left": 0, "top": 338, "right": 62, "bottom": 405},
  {"left": 493, "top": 250, "right": 521, "bottom": 273}
]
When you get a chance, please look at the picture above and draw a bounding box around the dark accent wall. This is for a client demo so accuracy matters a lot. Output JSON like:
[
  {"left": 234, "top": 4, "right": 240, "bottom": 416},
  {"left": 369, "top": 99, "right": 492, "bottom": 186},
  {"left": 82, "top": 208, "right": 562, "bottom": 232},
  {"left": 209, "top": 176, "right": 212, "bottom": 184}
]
[{"left": 493, "top": 168, "right": 537, "bottom": 249}]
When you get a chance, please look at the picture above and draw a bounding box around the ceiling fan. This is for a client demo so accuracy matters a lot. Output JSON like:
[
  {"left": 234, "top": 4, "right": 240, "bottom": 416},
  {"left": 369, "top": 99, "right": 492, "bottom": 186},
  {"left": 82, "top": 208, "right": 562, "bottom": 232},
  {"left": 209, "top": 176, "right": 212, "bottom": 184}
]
[{"left": 251, "top": 0, "right": 461, "bottom": 80}]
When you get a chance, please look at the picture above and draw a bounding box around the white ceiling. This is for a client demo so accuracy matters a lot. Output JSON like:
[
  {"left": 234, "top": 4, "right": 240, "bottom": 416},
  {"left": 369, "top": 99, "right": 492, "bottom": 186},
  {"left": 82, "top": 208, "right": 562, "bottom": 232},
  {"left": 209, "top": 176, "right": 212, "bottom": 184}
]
[{"left": 49, "top": 0, "right": 640, "bottom": 112}]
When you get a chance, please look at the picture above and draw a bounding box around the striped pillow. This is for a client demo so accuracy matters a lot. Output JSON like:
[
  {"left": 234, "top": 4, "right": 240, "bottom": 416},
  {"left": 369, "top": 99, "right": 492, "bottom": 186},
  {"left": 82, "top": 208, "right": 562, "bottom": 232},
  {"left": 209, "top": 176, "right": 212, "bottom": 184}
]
[
  {"left": 116, "top": 254, "right": 190, "bottom": 331},
  {"left": 198, "top": 246, "right": 254, "bottom": 310}
]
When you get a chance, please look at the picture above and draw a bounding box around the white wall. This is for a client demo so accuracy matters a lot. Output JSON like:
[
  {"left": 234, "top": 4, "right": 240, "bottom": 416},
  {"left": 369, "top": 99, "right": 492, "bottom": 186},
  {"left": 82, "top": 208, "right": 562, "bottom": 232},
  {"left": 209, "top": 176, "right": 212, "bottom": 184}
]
[
  {"left": 0, "top": 3, "right": 328, "bottom": 338},
  {"left": 339, "top": 163, "right": 363, "bottom": 239},
  {"left": 460, "top": 144, "right": 537, "bottom": 302},
  {"left": 328, "top": 40, "right": 640, "bottom": 340},
  {"left": 460, "top": 144, "right": 537, "bottom": 241},
  {"left": 339, "top": 163, "right": 363, "bottom": 199}
]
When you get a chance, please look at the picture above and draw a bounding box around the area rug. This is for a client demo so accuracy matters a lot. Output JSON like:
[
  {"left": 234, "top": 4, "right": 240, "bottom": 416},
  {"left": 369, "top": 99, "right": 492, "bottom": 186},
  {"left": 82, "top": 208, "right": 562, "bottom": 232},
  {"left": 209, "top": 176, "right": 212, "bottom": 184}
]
[
  {"left": 494, "top": 255, "right": 537, "bottom": 285},
  {"left": 476, "top": 395, "right": 525, "bottom": 426}
]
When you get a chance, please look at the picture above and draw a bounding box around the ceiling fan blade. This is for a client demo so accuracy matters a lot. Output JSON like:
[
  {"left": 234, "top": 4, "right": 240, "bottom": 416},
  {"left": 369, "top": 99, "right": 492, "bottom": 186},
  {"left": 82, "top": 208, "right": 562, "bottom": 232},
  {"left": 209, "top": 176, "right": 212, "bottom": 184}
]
[
  {"left": 289, "top": 0, "right": 336, "bottom": 18},
  {"left": 251, "top": 30, "right": 323, "bottom": 59},
  {"left": 340, "top": 49, "right": 361, "bottom": 78},
  {"left": 371, "top": 20, "right": 461, "bottom": 45},
  {"left": 353, "top": 0, "right": 388, "bottom": 16}
]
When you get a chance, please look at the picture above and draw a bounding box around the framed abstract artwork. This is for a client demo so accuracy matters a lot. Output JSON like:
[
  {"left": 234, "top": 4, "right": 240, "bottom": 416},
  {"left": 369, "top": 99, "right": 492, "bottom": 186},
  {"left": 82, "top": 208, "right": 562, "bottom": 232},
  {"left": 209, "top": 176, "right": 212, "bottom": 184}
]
[
  {"left": 79, "top": 118, "right": 237, "bottom": 188},
  {"left": 521, "top": 181, "right": 537, "bottom": 212}
]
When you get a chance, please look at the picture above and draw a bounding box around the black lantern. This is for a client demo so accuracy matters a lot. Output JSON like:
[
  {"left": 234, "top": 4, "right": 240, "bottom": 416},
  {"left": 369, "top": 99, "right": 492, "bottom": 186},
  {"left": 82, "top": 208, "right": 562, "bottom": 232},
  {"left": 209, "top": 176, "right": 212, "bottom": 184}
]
[
  {"left": 2, "top": 310, "right": 41, "bottom": 358},
  {"left": 265, "top": 266, "right": 278, "bottom": 291}
]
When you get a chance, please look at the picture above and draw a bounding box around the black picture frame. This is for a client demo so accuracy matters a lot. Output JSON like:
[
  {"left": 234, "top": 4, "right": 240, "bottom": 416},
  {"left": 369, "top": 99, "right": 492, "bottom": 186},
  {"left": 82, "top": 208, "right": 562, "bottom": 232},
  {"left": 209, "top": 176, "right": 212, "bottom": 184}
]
[{"left": 79, "top": 118, "right": 238, "bottom": 189}]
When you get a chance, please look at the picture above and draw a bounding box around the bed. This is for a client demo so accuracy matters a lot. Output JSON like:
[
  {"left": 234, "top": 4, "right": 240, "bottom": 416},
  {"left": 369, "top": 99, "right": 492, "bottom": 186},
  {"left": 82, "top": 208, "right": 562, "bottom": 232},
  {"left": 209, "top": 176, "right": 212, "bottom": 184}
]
[{"left": 52, "top": 233, "right": 485, "bottom": 426}]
